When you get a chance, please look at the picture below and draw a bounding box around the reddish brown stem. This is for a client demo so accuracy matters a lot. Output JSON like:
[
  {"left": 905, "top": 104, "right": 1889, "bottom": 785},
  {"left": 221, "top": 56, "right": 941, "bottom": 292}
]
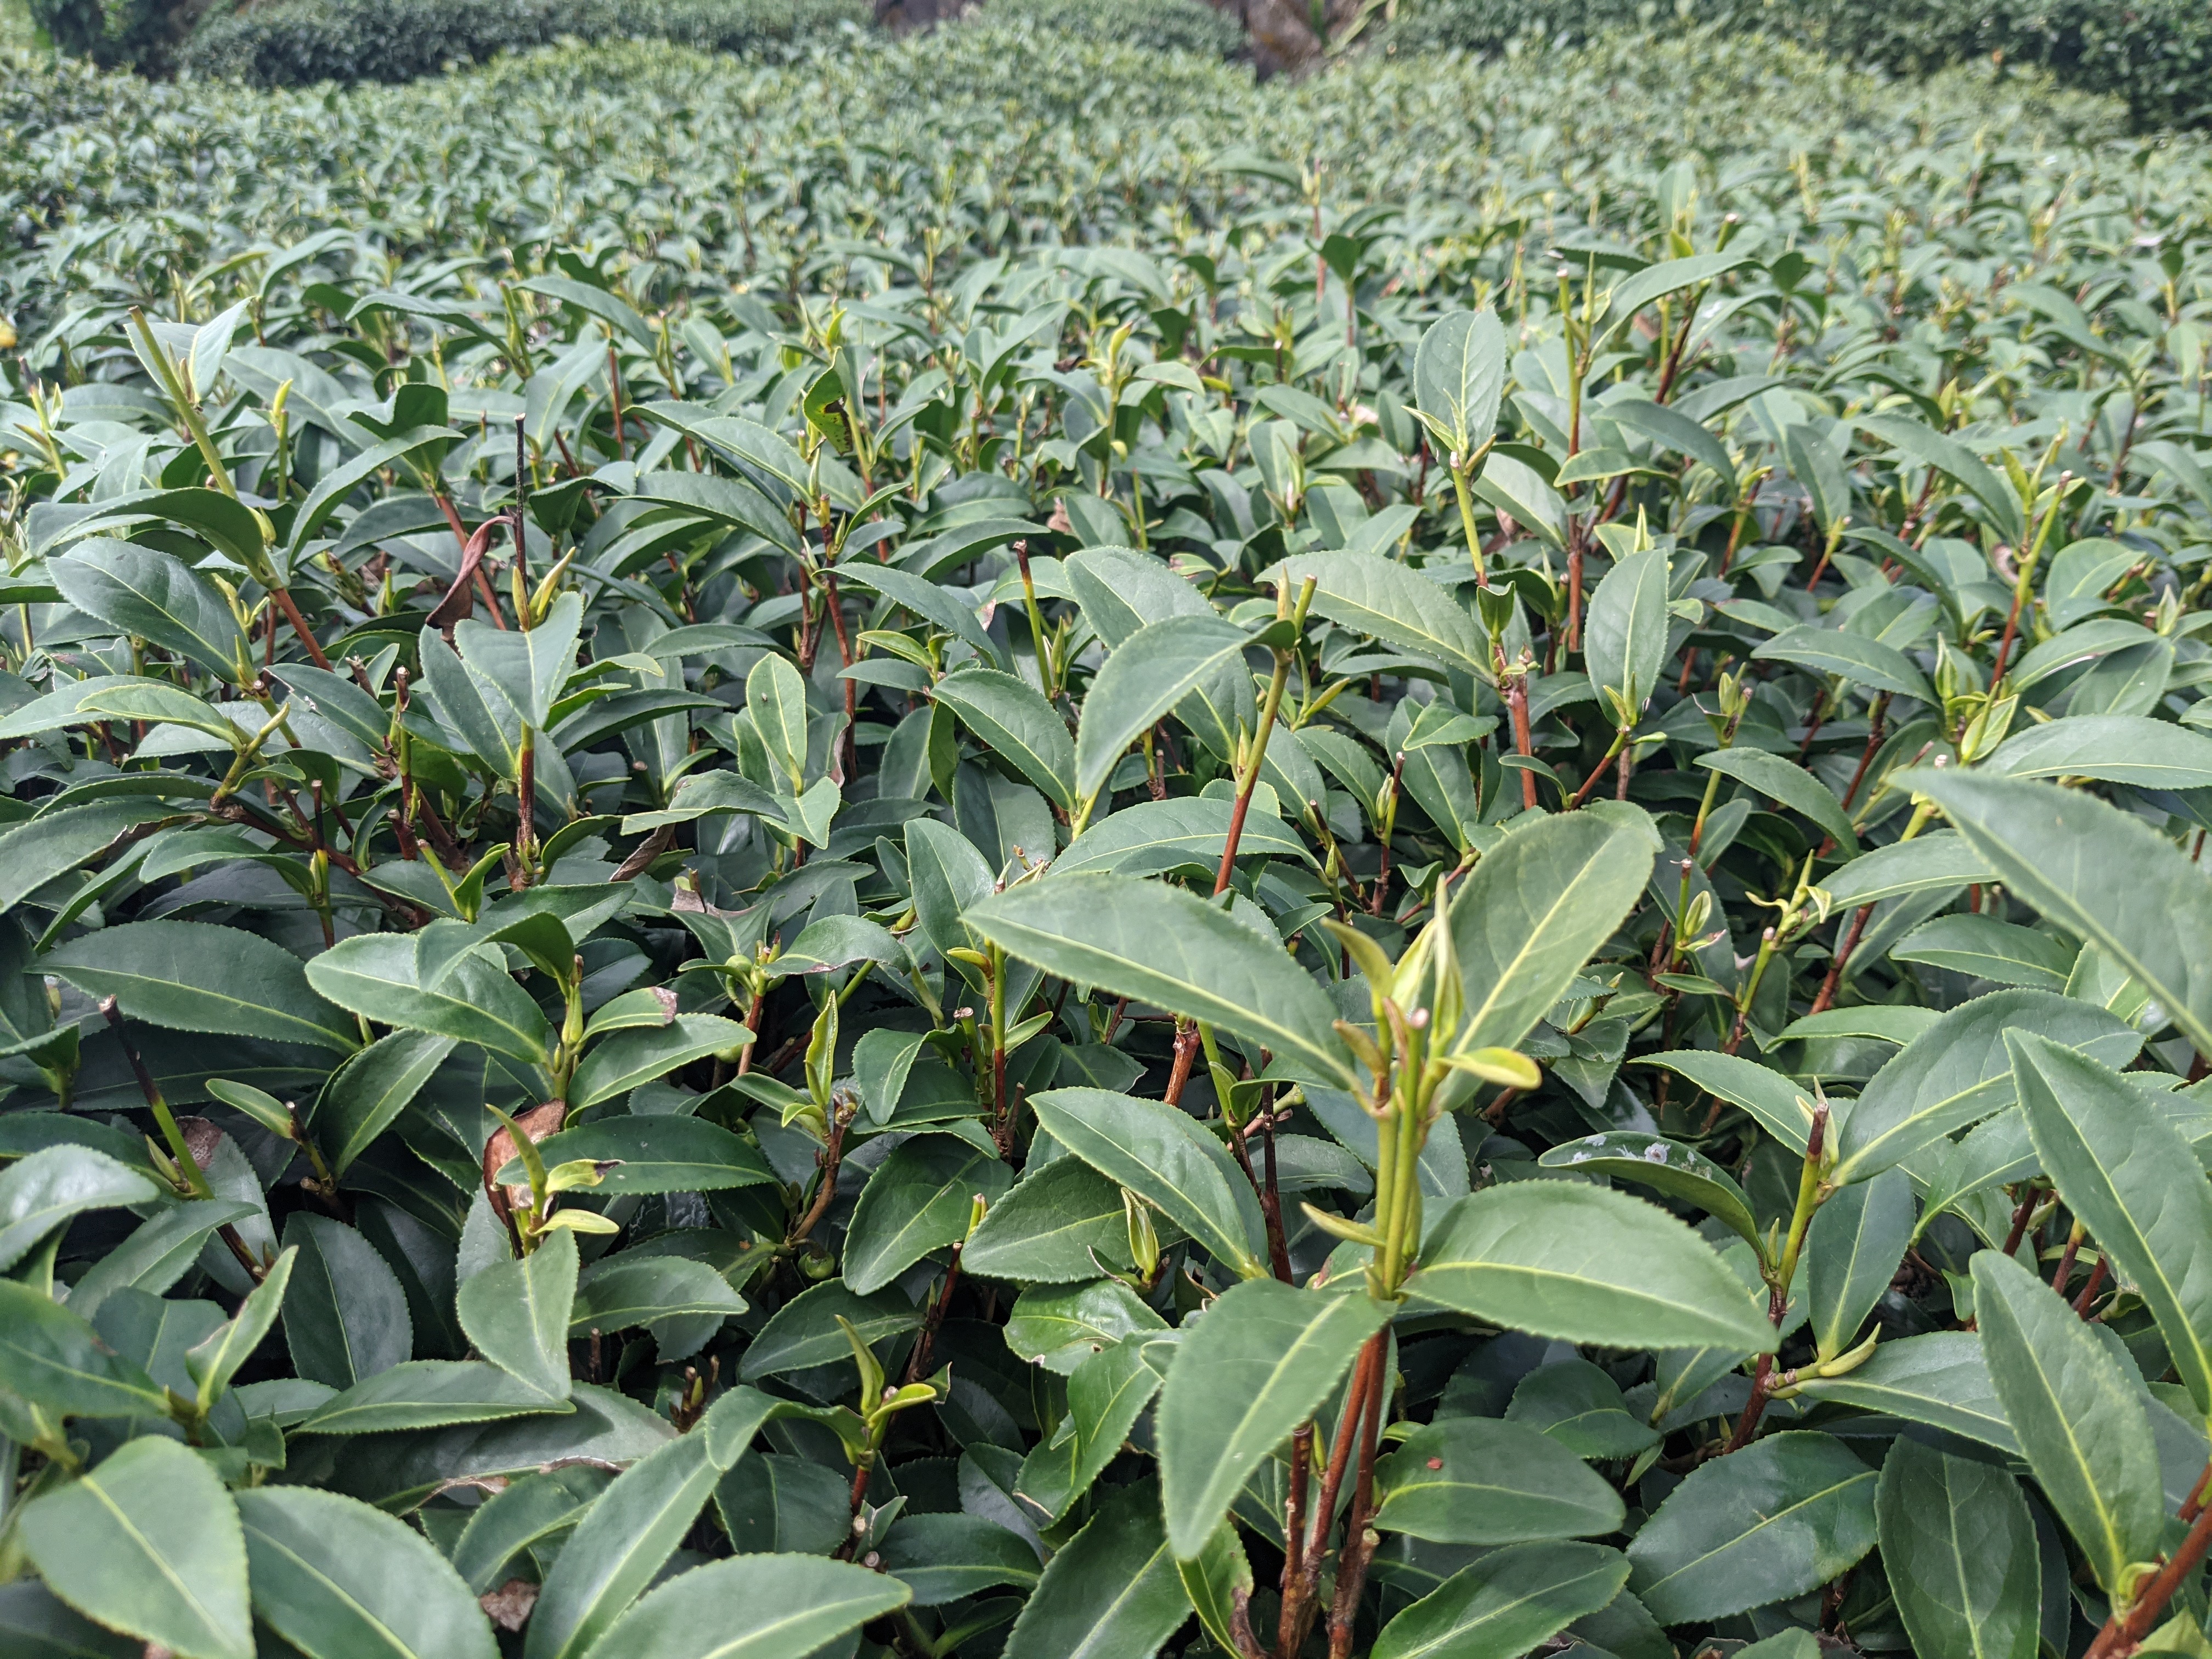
[
  {"left": 2072, "top": 1256, "right": 2109, "bottom": 1319},
  {"left": 1161, "top": 1020, "right": 1201, "bottom": 1107},
  {"left": 2001, "top": 1187, "right": 2042, "bottom": 1260},
  {"left": 2084, "top": 1491, "right": 2212, "bottom": 1659},
  {"left": 1807, "top": 902, "right": 1875, "bottom": 1018},
  {"left": 1325, "top": 1330, "right": 1392, "bottom": 1657}
]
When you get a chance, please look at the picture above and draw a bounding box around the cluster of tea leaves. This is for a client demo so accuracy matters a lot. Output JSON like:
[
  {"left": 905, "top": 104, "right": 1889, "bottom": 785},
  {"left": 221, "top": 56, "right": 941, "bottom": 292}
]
[{"left": 2, "top": 15, "right": 2212, "bottom": 1659}]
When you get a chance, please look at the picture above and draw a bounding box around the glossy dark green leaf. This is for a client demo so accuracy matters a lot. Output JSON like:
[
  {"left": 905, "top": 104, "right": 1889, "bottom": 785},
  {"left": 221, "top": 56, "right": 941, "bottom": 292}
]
[
  {"left": 1159, "top": 1277, "right": 1389, "bottom": 1557},
  {"left": 1504, "top": 1358, "right": 1663, "bottom": 1459},
  {"left": 571, "top": 1255, "right": 746, "bottom": 1336},
  {"left": 0, "top": 1580, "right": 139, "bottom": 1659},
  {"left": 713, "top": 1452, "right": 851, "bottom": 1556},
  {"left": 1803, "top": 1166, "right": 1912, "bottom": 1361},
  {"left": 0, "top": 1277, "right": 170, "bottom": 1418},
  {"left": 962, "top": 1156, "right": 1145, "bottom": 1285},
  {"left": 1052, "top": 794, "right": 1307, "bottom": 879},
  {"left": 1373, "top": 1541, "right": 1630, "bottom": 1659},
  {"left": 1626, "top": 1432, "right": 1877, "bottom": 1624},
  {"left": 843, "top": 1134, "right": 1013, "bottom": 1295},
  {"left": 64, "top": 1199, "right": 258, "bottom": 1321},
  {"left": 736, "top": 1279, "right": 922, "bottom": 1379},
  {"left": 1411, "top": 1183, "right": 1776, "bottom": 1353},
  {"left": 1071, "top": 613, "right": 1253, "bottom": 802},
  {"left": 1910, "top": 769, "right": 2212, "bottom": 1058},
  {"left": 307, "top": 932, "right": 554, "bottom": 1066},
  {"left": 451, "top": 1465, "right": 613, "bottom": 1594},
  {"left": 1829, "top": 989, "right": 2139, "bottom": 1185},
  {"left": 1017, "top": 1335, "right": 1166, "bottom": 1522},
  {"left": 21, "top": 1436, "right": 253, "bottom": 1659},
  {"left": 1413, "top": 306, "right": 1507, "bottom": 458},
  {"left": 584, "top": 1553, "right": 910, "bottom": 1659},
  {"left": 973, "top": 878, "right": 1353, "bottom": 1088},
  {"left": 1001, "top": 1478, "right": 1189, "bottom": 1659},
  {"left": 1447, "top": 804, "right": 1660, "bottom": 1064},
  {"left": 1696, "top": 747, "right": 1856, "bottom": 853},
  {"left": 509, "top": 1114, "right": 778, "bottom": 1195},
  {"left": 1003, "top": 1278, "right": 1167, "bottom": 1374},
  {"left": 456, "top": 1225, "right": 576, "bottom": 1402},
  {"left": 237, "top": 1485, "right": 496, "bottom": 1659},
  {"left": 1892, "top": 915, "right": 2076, "bottom": 989},
  {"left": 1536, "top": 1131, "right": 1758, "bottom": 1249},
  {"left": 1789, "top": 1330, "right": 2016, "bottom": 1453},
  {"left": 314, "top": 1030, "right": 455, "bottom": 1176},
  {"left": 185, "top": 1243, "right": 296, "bottom": 1409},
  {"left": 877, "top": 1513, "right": 1042, "bottom": 1604},
  {"left": 1266, "top": 549, "right": 1488, "bottom": 676},
  {"left": 2010, "top": 1030, "right": 2212, "bottom": 1419},
  {"left": 1985, "top": 713, "right": 2212, "bottom": 789},
  {"left": 1373, "top": 1415, "right": 1627, "bottom": 1542},
  {"left": 568, "top": 1014, "right": 750, "bottom": 1110},
  {"left": 1876, "top": 1437, "right": 2040, "bottom": 1659},
  {"left": 0, "top": 798, "right": 173, "bottom": 914},
  {"left": 934, "top": 666, "right": 1076, "bottom": 810},
  {"left": 298, "top": 1359, "right": 574, "bottom": 1434},
  {"left": 1754, "top": 623, "right": 1935, "bottom": 702},
  {"left": 1030, "top": 1086, "right": 1266, "bottom": 1277},
  {"left": 1177, "top": 1520, "right": 1254, "bottom": 1658},
  {"left": 1971, "top": 1247, "right": 2163, "bottom": 1594},
  {"left": 1584, "top": 547, "right": 1670, "bottom": 720},
  {"left": 50, "top": 539, "right": 249, "bottom": 680},
  {"left": 0, "top": 1144, "right": 160, "bottom": 1272},
  {"left": 281, "top": 1211, "right": 412, "bottom": 1390},
  {"left": 49, "top": 919, "right": 357, "bottom": 1053}
]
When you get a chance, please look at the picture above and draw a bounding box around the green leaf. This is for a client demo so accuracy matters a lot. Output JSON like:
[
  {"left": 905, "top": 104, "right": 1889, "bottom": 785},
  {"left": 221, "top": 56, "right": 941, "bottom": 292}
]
[
  {"left": 1072, "top": 613, "right": 1253, "bottom": 802},
  {"left": 1790, "top": 1331, "right": 2016, "bottom": 1454},
  {"left": 1584, "top": 548, "right": 1671, "bottom": 721},
  {"left": 1910, "top": 770, "right": 2212, "bottom": 1059},
  {"left": 1373, "top": 1415, "right": 1627, "bottom": 1542},
  {"left": 1857, "top": 414, "right": 2025, "bottom": 545},
  {"left": 0, "top": 799, "right": 173, "bottom": 915},
  {"left": 1892, "top": 915, "right": 2077, "bottom": 989},
  {"left": 185, "top": 1243, "right": 296, "bottom": 1409},
  {"left": 0, "top": 1145, "right": 160, "bottom": 1273},
  {"left": 1754, "top": 625, "right": 1935, "bottom": 703},
  {"left": 568, "top": 1015, "right": 750, "bottom": 1110},
  {"left": 1971, "top": 1248, "right": 2163, "bottom": 1595},
  {"left": 1449, "top": 805, "right": 1660, "bottom": 1062},
  {"left": 1821, "top": 832, "right": 1994, "bottom": 908},
  {"left": 585, "top": 1554, "right": 910, "bottom": 1659},
  {"left": 1005, "top": 1278, "right": 1167, "bottom": 1374},
  {"left": 1626, "top": 1431, "right": 1878, "bottom": 1624},
  {"left": 572, "top": 1252, "right": 748, "bottom": 1340},
  {"left": 297, "top": 1358, "right": 575, "bottom": 1434},
  {"left": 314, "top": 1030, "right": 455, "bottom": 1176},
  {"left": 844, "top": 1135, "right": 1014, "bottom": 1295},
  {"left": 1829, "top": 989, "right": 2139, "bottom": 1186},
  {"left": 451, "top": 1466, "right": 613, "bottom": 1594},
  {"left": 287, "top": 425, "right": 463, "bottom": 555},
  {"left": 50, "top": 539, "right": 248, "bottom": 680},
  {"left": 0, "top": 1580, "right": 140, "bottom": 1659},
  {"left": 906, "top": 815, "right": 995, "bottom": 962},
  {"left": 1001, "top": 1478, "right": 1189, "bottom": 1659},
  {"left": 458, "top": 1225, "right": 577, "bottom": 1403},
  {"left": 1411, "top": 1183, "right": 1777, "bottom": 1352},
  {"left": 1264, "top": 550, "right": 1488, "bottom": 677},
  {"left": 1374, "top": 1541, "right": 1630, "bottom": 1659},
  {"left": 307, "top": 932, "right": 554, "bottom": 1066},
  {"left": 1803, "top": 1167, "right": 1912, "bottom": 1361},
  {"left": 281, "top": 1212, "right": 413, "bottom": 1390},
  {"left": 934, "top": 667, "right": 1076, "bottom": 810},
  {"left": 66, "top": 1199, "right": 259, "bottom": 1321},
  {"left": 1696, "top": 748, "right": 1857, "bottom": 853},
  {"left": 1413, "top": 306, "right": 1507, "bottom": 458},
  {"left": 1030, "top": 1087, "right": 1267, "bottom": 1276},
  {"left": 1178, "top": 1521, "right": 1254, "bottom": 1659},
  {"left": 506, "top": 1115, "right": 778, "bottom": 1195},
  {"left": 1017, "top": 1335, "right": 1165, "bottom": 1523},
  {"left": 972, "top": 877, "right": 1353, "bottom": 1088},
  {"left": 1158, "top": 1278, "right": 1387, "bottom": 1557},
  {"left": 962, "top": 1157, "right": 1147, "bottom": 1285},
  {"left": 236, "top": 1486, "right": 496, "bottom": 1659},
  {"left": 1536, "top": 1132, "right": 1759, "bottom": 1250},
  {"left": 1505, "top": 1358, "right": 1663, "bottom": 1459},
  {"left": 1052, "top": 794, "right": 1309, "bottom": 878},
  {"left": 48, "top": 918, "right": 357, "bottom": 1053},
  {"left": 2010, "top": 1030, "right": 2212, "bottom": 1420},
  {"left": 877, "top": 1514, "right": 1042, "bottom": 1605},
  {"left": 736, "top": 1279, "right": 922, "bottom": 1379},
  {"left": 1876, "top": 1437, "right": 2041, "bottom": 1659},
  {"left": 0, "top": 1277, "right": 168, "bottom": 1418},
  {"left": 21, "top": 1436, "right": 253, "bottom": 1659},
  {"left": 1986, "top": 714, "right": 2212, "bottom": 789},
  {"left": 522, "top": 1398, "right": 774, "bottom": 1659},
  {"left": 744, "top": 652, "right": 810, "bottom": 789}
]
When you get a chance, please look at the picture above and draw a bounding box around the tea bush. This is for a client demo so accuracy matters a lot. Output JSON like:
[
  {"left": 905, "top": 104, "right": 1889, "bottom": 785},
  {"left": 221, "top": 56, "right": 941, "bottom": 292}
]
[
  {"left": 2, "top": 17, "right": 2211, "bottom": 1659},
  {"left": 1387, "top": 0, "right": 2212, "bottom": 130},
  {"left": 180, "top": 0, "right": 870, "bottom": 87}
]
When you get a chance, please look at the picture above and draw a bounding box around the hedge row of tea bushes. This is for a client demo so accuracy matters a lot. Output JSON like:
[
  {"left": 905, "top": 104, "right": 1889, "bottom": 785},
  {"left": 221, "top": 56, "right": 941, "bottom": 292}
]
[{"left": 1389, "top": 0, "right": 2211, "bottom": 129}]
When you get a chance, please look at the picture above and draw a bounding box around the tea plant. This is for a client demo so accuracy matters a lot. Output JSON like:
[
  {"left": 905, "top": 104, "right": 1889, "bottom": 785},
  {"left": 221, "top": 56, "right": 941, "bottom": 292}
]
[{"left": 2, "top": 18, "right": 2212, "bottom": 1659}]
